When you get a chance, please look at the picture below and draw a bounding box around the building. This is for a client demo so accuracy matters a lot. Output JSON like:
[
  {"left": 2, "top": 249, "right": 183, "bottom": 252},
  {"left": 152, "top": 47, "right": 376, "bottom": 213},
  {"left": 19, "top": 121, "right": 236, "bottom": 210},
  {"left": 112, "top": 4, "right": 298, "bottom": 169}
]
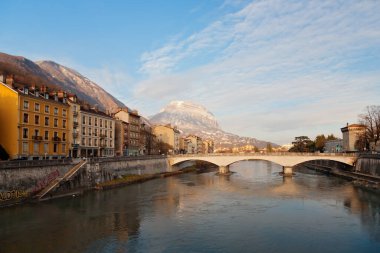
[
  {"left": 185, "top": 135, "right": 203, "bottom": 154},
  {"left": 140, "top": 118, "right": 159, "bottom": 155},
  {"left": 114, "top": 108, "right": 141, "bottom": 156},
  {"left": 203, "top": 139, "right": 214, "bottom": 153},
  {"left": 341, "top": 123, "right": 366, "bottom": 152},
  {"left": 67, "top": 95, "right": 81, "bottom": 158},
  {"left": 114, "top": 120, "right": 129, "bottom": 156},
  {"left": 152, "top": 125, "right": 180, "bottom": 154},
  {"left": 80, "top": 105, "right": 115, "bottom": 157},
  {"left": 0, "top": 77, "right": 70, "bottom": 160},
  {"left": 324, "top": 139, "right": 343, "bottom": 153}
]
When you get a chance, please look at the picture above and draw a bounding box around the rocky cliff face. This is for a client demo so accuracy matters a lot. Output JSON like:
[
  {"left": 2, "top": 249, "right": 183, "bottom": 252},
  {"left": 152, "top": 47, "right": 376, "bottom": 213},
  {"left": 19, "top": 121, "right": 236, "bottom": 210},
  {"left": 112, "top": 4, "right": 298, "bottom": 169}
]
[
  {"left": 0, "top": 52, "right": 125, "bottom": 112},
  {"left": 149, "top": 101, "right": 277, "bottom": 149}
]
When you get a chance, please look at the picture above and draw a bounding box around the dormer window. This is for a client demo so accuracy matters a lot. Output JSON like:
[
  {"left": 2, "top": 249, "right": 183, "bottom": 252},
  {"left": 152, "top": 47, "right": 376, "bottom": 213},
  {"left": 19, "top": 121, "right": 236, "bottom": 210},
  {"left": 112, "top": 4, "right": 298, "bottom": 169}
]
[
  {"left": 54, "top": 95, "right": 58, "bottom": 101},
  {"left": 45, "top": 94, "right": 49, "bottom": 99},
  {"left": 35, "top": 91, "right": 39, "bottom": 97},
  {"left": 24, "top": 88, "right": 29, "bottom": 94}
]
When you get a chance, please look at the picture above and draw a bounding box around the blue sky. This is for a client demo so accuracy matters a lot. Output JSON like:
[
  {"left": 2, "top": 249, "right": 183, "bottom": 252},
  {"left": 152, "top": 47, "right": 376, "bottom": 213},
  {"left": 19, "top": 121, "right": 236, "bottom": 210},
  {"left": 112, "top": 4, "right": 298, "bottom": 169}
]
[{"left": 1, "top": 0, "right": 380, "bottom": 144}]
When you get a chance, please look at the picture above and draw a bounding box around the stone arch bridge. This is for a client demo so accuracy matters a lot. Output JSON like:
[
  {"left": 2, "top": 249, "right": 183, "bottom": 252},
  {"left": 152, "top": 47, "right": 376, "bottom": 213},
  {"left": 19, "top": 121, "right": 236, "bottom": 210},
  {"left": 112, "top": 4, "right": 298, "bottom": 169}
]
[{"left": 168, "top": 153, "right": 358, "bottom": 176}]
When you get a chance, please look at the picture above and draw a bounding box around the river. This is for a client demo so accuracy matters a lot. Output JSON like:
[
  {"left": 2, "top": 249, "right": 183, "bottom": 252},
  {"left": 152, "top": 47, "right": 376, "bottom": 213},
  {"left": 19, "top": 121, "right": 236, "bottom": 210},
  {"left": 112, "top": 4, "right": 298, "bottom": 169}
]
[{"left": 0, "top": 160, "right": 379, "bottom": 253}]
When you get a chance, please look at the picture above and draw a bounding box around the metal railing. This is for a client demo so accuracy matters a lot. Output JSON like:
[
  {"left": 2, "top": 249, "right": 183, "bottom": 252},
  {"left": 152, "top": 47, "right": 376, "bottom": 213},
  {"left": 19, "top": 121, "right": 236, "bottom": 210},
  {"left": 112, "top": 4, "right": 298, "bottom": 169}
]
[
  {"left": 0, "top": 158, "right": 73, "bottom": 169},
  {"left": 167, "top": 152, "right": 358, "bottom": 157}
]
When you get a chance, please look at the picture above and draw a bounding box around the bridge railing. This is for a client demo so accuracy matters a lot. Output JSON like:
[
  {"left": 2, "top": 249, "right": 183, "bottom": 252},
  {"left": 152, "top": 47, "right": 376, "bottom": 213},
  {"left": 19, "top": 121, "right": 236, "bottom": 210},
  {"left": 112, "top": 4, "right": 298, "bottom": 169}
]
[{"left": 168, "top": 152, "right": 357, "bottom": 158}]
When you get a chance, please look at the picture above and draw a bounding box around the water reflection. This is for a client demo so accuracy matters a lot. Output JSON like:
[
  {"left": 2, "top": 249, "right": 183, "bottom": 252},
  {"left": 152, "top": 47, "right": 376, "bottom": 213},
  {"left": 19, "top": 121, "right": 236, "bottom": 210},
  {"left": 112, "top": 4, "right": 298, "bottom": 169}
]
[{"left": 0, "top": 161, "right": 379, "bottom": 252}]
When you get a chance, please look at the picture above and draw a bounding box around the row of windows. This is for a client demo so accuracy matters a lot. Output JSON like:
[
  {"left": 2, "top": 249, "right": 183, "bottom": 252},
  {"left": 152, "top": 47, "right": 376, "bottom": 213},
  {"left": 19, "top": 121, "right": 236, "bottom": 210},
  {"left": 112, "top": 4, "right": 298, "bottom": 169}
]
[
  {"left": 81, "top": 138, "right": 113, "bottom": 147},
  {"left": 23, "top": 100, "right": 67, "bottom": 117},
  {"left": 130, "top": 132, "right": 139, "bottom": 139},
  {"left": 82, "top": 127, "right": 113, "bottom": 138},
  {"left": 22, "top": 142, "right": 66, "bottom": 154},
  {"left": 82, "top": 115, "right": 113, "bottom": 128},
  {"left": 22, "top": 113, "right": 66, "bottom": 128},
  {"left": 22, "top": 128, "right": 66, "bottom": 141}
]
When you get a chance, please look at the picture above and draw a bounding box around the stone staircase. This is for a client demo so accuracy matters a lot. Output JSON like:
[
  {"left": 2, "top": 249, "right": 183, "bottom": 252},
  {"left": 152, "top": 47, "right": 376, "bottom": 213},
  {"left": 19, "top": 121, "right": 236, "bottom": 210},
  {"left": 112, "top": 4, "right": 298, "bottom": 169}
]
[{"left": 34, "top": 160, "right": 87, "bottom": 200}]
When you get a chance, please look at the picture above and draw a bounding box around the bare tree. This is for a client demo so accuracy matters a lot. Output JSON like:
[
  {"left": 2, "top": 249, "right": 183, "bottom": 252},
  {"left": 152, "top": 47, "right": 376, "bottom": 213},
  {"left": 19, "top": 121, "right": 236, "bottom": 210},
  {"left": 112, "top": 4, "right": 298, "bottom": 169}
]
[{"left": 359, "top": 105, "right": 380, "bottom": 148}]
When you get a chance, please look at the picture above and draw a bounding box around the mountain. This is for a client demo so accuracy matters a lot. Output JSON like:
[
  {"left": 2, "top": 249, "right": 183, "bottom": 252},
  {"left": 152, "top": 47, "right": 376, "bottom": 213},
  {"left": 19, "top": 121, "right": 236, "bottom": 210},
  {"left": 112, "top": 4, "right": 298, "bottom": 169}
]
[
  {"left": 0, "top": 52, "right": 125, "bottom": 112},
  {"left": 149, "top": 101, "right": 278, "bottom": 149}
]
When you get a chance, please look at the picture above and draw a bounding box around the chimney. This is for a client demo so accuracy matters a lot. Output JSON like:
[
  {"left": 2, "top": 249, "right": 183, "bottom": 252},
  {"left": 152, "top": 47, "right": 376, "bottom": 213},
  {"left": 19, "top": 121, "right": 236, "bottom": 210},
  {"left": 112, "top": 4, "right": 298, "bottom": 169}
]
[{"left": 5, "top": 74, "right": 14, "bottom": 88}]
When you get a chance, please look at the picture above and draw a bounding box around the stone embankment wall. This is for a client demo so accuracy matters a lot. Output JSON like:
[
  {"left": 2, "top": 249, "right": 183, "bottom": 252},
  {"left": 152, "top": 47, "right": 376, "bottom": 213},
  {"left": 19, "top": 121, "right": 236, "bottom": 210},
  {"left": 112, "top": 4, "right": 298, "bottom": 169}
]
[
  {"left": 0, "top": 157, "right": 170, "bottom": 206},
  {"left": 354, "top": 155, "right": 380, "bottom": 177}
]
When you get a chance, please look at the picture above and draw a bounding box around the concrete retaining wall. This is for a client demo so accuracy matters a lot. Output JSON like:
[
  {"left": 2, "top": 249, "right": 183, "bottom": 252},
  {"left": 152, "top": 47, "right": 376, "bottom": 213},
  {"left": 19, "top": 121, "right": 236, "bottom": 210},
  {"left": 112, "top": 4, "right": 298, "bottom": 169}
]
[
  {"left": 0, "top": 157, "right": 171, "bottom": 206},
  {"left": 355, "top": 156, "right": 380, "bottom": 177}
]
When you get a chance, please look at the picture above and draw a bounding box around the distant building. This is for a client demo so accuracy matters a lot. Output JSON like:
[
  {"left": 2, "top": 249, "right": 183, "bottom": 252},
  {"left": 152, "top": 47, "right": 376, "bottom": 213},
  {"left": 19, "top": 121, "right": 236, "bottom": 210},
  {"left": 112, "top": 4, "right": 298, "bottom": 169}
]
[
  {"left": 114, "top": 109, "right": 141, "bottom": 156},
  {"left": 203, "top": 139, "right": 214, "bottom": 153},
  {"left": 152, "top": 124, "right": 180, "bottom": 154},
  {"left": 324, "top": 139, "right": 343, "bottom": 153},
  {"left": 341, "top": 123, "right": 366, "bottom": 152},
  {"left": 0, "top": 77, "right": 70, "bottom": 160},
  {"left": 185, "top": 135, "right": 203, "bottom": 154}
]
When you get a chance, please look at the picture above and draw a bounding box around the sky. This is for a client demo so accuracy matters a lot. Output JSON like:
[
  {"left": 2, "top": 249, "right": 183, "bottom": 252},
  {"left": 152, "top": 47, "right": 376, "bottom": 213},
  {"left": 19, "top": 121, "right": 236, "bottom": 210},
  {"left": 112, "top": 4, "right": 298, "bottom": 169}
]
[{"left": 1, "top": 0, "right": 380, "bottom": 144}]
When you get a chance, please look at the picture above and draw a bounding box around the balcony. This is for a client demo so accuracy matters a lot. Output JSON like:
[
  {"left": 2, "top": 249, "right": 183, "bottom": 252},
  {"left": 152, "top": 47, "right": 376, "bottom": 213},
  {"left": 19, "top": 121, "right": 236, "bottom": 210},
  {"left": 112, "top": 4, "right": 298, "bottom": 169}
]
[
  {"left": 32, "top": 136, "right": 43, "bottom": 141},
  {"left": 52, "top": 136, "right": 62, "bottom": 142}
]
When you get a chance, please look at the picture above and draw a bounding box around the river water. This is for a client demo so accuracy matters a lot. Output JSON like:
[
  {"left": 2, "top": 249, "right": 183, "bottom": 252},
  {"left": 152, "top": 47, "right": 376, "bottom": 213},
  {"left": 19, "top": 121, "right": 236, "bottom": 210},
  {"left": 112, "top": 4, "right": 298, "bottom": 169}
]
[{"left": 1, "top": 161, "right": 380, "bottom": 253}]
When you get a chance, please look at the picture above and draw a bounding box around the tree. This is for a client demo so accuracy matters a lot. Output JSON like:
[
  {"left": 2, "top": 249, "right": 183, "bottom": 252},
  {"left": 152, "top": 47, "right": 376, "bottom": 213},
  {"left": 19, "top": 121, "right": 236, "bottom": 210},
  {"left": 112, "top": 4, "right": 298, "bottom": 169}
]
[
  {"left": 326, "top": 134, "right": 338, "bottom": 141},
  {"left": 254, "top": 146, "right": 260, "bottom": 153},
  {"left": 157, "top": 141, "right": 173, "bottom": 155},
  {"left": 289, "top": 136, "right": 315, "bottom": 152},
  {"left": 359, "top": 105, "right": 380, "bottom": 148},
  {"left": 314, "top": 134, "right": 326, "bottom": 152},
  {"left": 266, "top": 143, "right": 273, "bottom": 152}
]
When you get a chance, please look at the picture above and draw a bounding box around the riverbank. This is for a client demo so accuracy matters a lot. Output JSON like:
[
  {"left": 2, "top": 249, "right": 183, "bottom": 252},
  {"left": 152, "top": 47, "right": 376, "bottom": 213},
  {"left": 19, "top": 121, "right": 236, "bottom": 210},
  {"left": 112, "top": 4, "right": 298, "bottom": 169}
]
[{"left": 299, "top": 163, "right": 380, "bottom": 192}]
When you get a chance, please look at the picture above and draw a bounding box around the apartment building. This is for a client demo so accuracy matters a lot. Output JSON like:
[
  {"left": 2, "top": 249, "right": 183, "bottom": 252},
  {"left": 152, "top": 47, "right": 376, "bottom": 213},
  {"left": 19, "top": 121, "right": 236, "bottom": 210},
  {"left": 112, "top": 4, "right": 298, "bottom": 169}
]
[{"left": 0, "top": 77, "right": 70, "bottom": 160}]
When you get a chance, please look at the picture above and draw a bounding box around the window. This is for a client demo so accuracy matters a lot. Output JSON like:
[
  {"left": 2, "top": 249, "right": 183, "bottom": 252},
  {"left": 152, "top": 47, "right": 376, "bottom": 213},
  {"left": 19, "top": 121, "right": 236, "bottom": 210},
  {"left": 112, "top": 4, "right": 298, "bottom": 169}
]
[
  {"left": 23, "top": 113, "right": 29, "bottom": 123},
  {"left": 23, "top": 128, "right": 28, "bottom": 138},
  {"left": 54, "top": 118, "right": 58, "bottom": 127},
  {"left": 62, "top": 109, "right": 67, "bottom": 117},
  {"left": 35, "top": 103, "right": 40, "bottom": 111},
  {"left": 105, "top": 120, "right": 108, "bottom": 128},
  {"left": 45, "top": 105, "right": 49, "bottom": 113},
  {"left": 94, "top": 139, "right": 98, "bottom": 146},
  {"left": 82, "top": 116, "right": 86, "bottom": 124},
  {"left": 44, "top": 143, "right": 49, "bottom": 153},
  {"left": 62, "top": 144, "right": 66, "bottom": 153},
  {"left": 44, "top": 131, "right": 49, "bottom": 140},
  {"left": 89, "top": 138, "right": 92, "bottom": 146},
  {"left": 54, "top": 132, "right": 58, "bottom": 138},
  {"left": 63, "top": 120, "right": 66, "bottom": 128},
  {"left": 110, "top": 140, "right": 113, "bottom": 147},
  {"left": 53, "top": 143, "right": 58, "bottom": 153},
  {"left": 95, "top": 128, "right": 98, "bottom": 136},
  {"left": 81, "top": 138, "right": 85, "bottom": 145},
  {"left": 89, "top": 117, "right": 92, "bottom": 125},
  {"left": 45, "top": 117, "right": 49, "bottom": 126},
  {"left": 54, "top": 107, "right": 58, "bottom": 115},
  {"left": 82, "top": 127, "right": 86, "bottom": 135},
  {"left": 34, "top": 129, "right": 39, "bottom": 137},
  {"left": 95, "top": 118, "right": 98, "bottom": 126},
  {"left": 110, "top": 131, "right": 112, "bottom": 138},
  {"left": 23, "top": 100, "right": 29, "bottom": 109},
  {"left": 22, "top": 142, "right": 28, "bottom": 153},
  {"left": 62, "top": 133, "right": 66, "bottom": 141},
  {"left": 33, "top": 143, "right": 39, "bottom": 154},
  {"left": 35, "top": 115, "right": 39, "bottom": 125},
  {"left": 100, "top": 119, "right": 102, "bottom": 127},
  {"left": 89, "top": 128, "right": 92, "bottom": 136}
]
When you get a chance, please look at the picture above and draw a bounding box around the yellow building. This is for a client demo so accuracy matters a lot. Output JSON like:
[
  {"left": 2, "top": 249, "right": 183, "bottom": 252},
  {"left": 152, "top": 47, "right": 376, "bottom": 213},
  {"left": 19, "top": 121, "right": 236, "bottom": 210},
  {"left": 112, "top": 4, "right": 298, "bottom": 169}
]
[
  {"left": 152, "top": 125, "right": 180, "bottom": 154},
  {"left": 0, "top": 78, "right": 70, "bottom": 160}
]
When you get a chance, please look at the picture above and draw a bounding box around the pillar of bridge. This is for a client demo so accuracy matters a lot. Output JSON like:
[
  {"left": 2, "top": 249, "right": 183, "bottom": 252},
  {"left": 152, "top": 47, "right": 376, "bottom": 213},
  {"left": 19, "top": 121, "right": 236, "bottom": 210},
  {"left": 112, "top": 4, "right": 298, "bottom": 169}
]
[
  {"left": 219, "top": 165, "right": 230, "bottom": 175},
  {"left": 283, "top": 166, "right": 293, "bottom": 177}
]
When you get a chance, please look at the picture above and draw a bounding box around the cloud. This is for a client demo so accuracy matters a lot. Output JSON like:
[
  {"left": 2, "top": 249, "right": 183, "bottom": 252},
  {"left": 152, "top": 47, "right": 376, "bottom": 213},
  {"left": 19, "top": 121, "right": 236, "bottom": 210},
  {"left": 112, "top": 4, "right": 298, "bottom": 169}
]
[{"left": 134, "top": 0, "right": 380, "bottom": 144}]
